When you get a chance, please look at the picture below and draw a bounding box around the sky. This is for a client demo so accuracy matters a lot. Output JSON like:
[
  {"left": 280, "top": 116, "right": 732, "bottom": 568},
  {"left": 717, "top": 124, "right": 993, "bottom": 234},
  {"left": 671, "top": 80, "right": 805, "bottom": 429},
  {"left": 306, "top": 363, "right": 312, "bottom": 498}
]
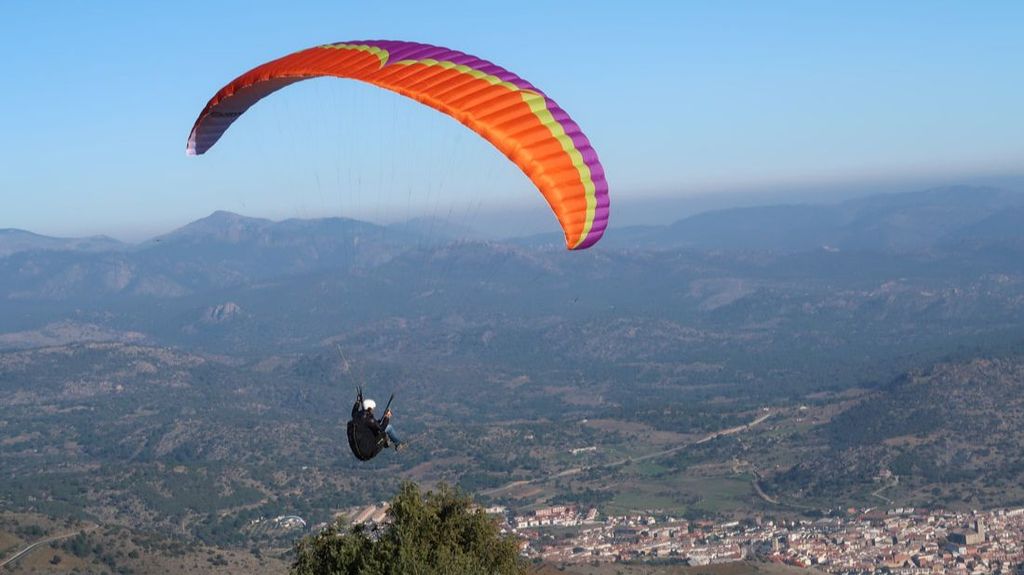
[{"left": 1, "top": 1, "right": 1022, "bottom": 240}]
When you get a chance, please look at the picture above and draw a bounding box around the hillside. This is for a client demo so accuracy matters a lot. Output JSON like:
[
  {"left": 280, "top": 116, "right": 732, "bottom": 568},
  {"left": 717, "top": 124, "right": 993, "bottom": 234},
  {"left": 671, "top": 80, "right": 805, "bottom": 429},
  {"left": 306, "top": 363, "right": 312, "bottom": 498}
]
[
  {"left": 761, "top": 357, "right": 1024, "bottom": 509},
  {"left": 0, "top": 512, "right": 286, "bottom": 574},
  {"left": 6, "top": 186, "right": 1024, "bottom": 571}
]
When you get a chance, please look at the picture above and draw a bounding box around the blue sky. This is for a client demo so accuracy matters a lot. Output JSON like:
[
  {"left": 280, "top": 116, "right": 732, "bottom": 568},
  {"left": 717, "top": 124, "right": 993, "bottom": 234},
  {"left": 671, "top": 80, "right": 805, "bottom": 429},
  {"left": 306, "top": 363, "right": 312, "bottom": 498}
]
[{"left": 2, "top": 1, "right": 1022, "bottom": 239}]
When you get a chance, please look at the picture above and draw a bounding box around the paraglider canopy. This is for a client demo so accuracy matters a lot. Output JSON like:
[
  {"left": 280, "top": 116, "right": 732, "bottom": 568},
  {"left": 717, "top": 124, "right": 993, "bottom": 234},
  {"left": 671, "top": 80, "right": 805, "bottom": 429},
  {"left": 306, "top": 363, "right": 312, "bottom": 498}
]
[{"left": 186, "top": 39, "right": 609, "bottom": 250}]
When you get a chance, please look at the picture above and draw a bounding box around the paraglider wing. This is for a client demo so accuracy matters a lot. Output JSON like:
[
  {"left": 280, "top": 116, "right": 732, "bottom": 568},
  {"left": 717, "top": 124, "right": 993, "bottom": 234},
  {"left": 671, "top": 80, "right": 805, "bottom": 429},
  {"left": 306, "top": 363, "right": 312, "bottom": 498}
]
[{"left": 186, "top": 40, "right": 609, "bottom": 250}]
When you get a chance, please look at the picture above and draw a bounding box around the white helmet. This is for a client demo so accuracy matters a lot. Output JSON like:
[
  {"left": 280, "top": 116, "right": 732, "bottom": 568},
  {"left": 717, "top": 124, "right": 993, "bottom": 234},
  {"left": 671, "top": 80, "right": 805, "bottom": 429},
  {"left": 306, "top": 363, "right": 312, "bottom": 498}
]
[{"left": 363, "top": 399, "right": 376, "bottom": 410}]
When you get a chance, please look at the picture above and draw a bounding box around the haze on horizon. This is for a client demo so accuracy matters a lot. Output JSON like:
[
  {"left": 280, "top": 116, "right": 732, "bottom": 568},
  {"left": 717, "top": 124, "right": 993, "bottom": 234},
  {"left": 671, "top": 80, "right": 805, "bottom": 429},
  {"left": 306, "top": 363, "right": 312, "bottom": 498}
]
[{"left": 2, "top": 1, "right": 1022, "bottom": 241}]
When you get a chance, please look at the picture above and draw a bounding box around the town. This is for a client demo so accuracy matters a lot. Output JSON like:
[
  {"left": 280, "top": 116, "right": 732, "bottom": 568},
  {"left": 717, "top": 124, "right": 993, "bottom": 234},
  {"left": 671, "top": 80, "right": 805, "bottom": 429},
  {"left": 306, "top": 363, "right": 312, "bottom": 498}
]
[{"left": 500, "top": 504, "right": 1024, "bottom": 573}]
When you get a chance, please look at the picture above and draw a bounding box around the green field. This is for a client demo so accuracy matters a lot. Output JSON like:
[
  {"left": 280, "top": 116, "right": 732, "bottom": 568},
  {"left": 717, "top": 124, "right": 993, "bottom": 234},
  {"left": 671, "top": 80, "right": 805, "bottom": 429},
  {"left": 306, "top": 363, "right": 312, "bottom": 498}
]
[{"left": 603, "top": 474, "right": 754, "bottom": 517}]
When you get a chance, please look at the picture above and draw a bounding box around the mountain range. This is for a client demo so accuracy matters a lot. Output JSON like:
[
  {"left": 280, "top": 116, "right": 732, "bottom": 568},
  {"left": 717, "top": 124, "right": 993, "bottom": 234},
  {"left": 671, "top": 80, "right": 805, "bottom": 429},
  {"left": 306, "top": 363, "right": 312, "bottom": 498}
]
[
  {"left": 3, "top": 185, "right": 1024, "bottom": 370},
  {"left": 7, "top": 185, "right": 1024, "bottom": 258},
  {"left": 591, "top": 185, "right": 1024, "bottom": 251}
]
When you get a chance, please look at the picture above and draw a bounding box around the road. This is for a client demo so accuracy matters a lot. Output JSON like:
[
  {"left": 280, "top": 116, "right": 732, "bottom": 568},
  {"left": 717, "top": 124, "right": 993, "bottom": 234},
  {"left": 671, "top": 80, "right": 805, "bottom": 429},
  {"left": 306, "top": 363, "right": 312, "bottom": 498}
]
[
  {"left": 751, "top": 471, "right": 780, "bottom": 505},
  {"left": 482, "top": 409, "right": 773, "bottom": 497},
  {"left": 0, "top": 527, "right": 94, "bottom": 570},
  {"left": 872, "top": 484, "right": 894, "bottom": 505}
]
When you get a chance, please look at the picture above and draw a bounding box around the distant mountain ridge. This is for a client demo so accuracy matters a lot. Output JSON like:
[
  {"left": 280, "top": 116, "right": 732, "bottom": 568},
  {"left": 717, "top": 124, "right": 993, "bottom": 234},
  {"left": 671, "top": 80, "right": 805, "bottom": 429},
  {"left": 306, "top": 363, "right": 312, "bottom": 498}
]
[
  {"left": 602, "top": 185, "right": 1024, "bottom": 252},
  {"left": 3, "top": 184, "right": 1024, "bottom": 311},
  {"left": 0, "top": 228, "right": 124, "bottom": 257},
  {"left": 6, "top": 185, "right": 1024, "bottom": 258},
  {"left": 0, "top": 212, "right": 417, "bottom": 302},
  {"left": 150, "top": 210, "right": 404, "bottom": 246}
]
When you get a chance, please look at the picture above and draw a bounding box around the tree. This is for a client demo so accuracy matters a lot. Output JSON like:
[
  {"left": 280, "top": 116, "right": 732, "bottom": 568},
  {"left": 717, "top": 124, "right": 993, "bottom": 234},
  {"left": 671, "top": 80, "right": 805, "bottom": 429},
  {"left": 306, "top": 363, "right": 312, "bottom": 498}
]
[{"left": 292, "top": 482, "right": 525, "bottom": 575}]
